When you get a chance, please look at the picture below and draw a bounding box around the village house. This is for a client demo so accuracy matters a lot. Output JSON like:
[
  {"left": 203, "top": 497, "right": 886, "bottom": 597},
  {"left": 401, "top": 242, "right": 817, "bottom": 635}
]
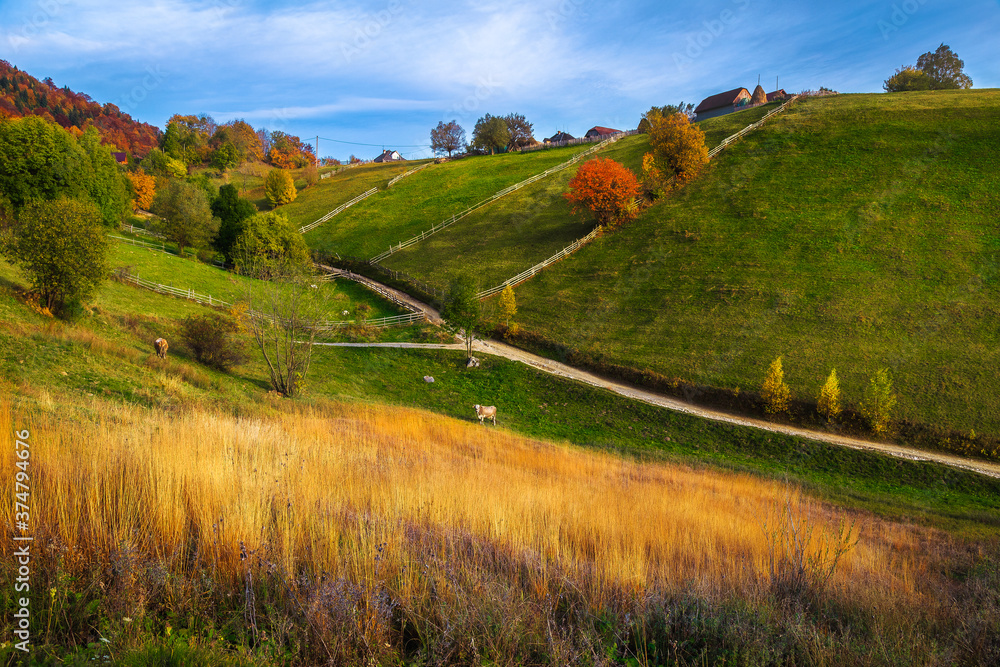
[
  {"left": 693, "top": 87, "right": 751, "bottom": 121},
  {"left": 544, "top": 131, "right": 575, "bottom": 143},
  {"left": 373, "top": 149, "right": 404, "bottom": 163},
  {"left": 584, "top": 126, "right": 621, "bottom": 139}
]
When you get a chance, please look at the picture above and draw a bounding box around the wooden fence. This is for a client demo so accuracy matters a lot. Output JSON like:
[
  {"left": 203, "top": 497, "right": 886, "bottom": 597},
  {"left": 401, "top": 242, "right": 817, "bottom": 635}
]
[
  {"left": 298, "top": 187, "right": 378, "bottom": 234},
  {"left": 118, "top": 270, "right": 423, "bottom": 329},
  {"left": 110, "top": 234, "right": 226, "bottom": 267},
  {"left": 121, "top": 223, "right": 166, "bottom": 239},
  {"left": 316, "top": 264, "right": 429, "bottom": 317},
  {"left": 476, "top": 226, "right": 602, "bottom": 299},
  {"left": 320, "top": 161, "right": 367, "bottom": 180},
  {"left": 707, "top": 95, "right": 799, "bottom": 159},
  {"left": 369, "top": 135, "right": 623, "bottom": 264},
  {"left": 387, "top": 162, "right": 432, "bottom": 187}
]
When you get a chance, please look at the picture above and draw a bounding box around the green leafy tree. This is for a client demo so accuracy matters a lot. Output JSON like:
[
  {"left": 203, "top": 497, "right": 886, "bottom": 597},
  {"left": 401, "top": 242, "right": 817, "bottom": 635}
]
[
  {"left": 503, "top": 113, "right": 535, "bottom": 152},
  {"left": 231, "top": 211, "right": 311, "bottom": 276},
  {"left": 471, "top": 114, "right": 510, "bottom": 155},
  {"left": 817, "top": 369, "right": 842, "bottom": 422},
  {"left": 885, "top": 44, "right": 972, "bottom": 92},
  {"left": 140, "top": 148, "right": 187, "bottom": 179},
  {"left": 861, "top": 368, "right": 897, "bottom": 437},
  {"left": 916, "top": 44, "right": 972, "bottom": 89},
  {"left": 152, "top": 180, "right": 219, "bottom": 257},
  {"left": 761, "top": 356, "right": 791, "bottom": 416},
  {"left": 78, "top": 127, "right": 130, "bottom": 226},
  {"left": 5, "top": 199, "right": 108, "bottom": 316},
  {"left": 430, "top": 120, "right": 465, "bottom": 157},
  {"left": 211, "top": 184, "right": 258, "bottom": 264},
  {"left": 210, "top": 141, "right": 239, "bottom": 171},
  {"left": 0, "top": 115, "right": 90, "bottom": 212},
  {"left": 441, "top": 275, "right": 481, "bottom": 361},
  {"left": 264, "top": 168, "right": 297, "bottom": 207}
]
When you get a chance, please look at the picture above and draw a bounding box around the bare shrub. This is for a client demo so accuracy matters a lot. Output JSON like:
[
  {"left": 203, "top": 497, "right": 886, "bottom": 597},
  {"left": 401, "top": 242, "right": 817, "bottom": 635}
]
[{"left": 180, "top": 314, "right": 247, "bottom": 371}]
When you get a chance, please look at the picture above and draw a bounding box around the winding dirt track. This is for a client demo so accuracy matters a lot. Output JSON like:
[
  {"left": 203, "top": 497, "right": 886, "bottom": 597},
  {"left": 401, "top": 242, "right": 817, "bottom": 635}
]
[{"left": 317, "top": 277, "right": 1000, "bottom": 480}]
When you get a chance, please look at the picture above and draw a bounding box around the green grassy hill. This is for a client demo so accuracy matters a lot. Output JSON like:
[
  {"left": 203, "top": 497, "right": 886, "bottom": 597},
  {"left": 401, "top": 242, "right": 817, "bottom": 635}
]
[
  {"left": 297, "top": 144, "right": 599, "bottom": 259},
  {"left": 378, "top": 104, "right": 781, "bottom": 291},
  {"left": 383, "top": 135, "right": 650, "bottom": 290},
  {"left": 507, "top": 90, "right": 1000, "bottom": 438},
  {"left": 281, "top": 160, "right": 425, "bottom": 229}
]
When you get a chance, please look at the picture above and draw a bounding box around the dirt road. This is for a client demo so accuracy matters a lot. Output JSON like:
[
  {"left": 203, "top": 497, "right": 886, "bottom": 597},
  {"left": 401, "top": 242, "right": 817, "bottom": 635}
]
[{"left": 315, "top": 338, "right": 1000, "bottom": 480}]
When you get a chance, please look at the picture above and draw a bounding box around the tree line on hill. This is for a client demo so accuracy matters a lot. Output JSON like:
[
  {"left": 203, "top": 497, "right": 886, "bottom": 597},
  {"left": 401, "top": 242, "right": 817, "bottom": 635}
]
[
  {"left": 0, "top": 60, "right": 160, "bottom": 156},
  {"left": 430, "top": 113, "right": 537, "bottom": 157},
  {"left": 0, "top": 112, "right": 310, "bottom": 319}
]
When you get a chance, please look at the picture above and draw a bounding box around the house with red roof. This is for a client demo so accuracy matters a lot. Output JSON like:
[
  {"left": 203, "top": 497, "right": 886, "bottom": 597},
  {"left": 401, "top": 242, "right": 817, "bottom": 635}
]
[
  {"left": 584, "top": 126, "right": 620, "bottom": 139},
  {"left": 693, "top": 88, "right": 751, "bottom": 121}
]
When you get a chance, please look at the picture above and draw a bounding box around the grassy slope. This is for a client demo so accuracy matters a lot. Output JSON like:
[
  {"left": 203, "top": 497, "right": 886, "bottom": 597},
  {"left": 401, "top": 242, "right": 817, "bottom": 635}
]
[
  {"left": 280, "top": 160, "right": 424, "bottom": 229},
  {"left": 511, "top": 90, "right": 1000, "bottom": 437},
  {"left": 300, "top": 145, "right": 594, "bottom": 259},
  {"left": 109, "top": 239, "right": 404, "bottom": 320},
  {"left": 384, "top": 136, "right": 651, "bottom": 290},
  {"left": 0, "top": 254, "right": 998, "bottom": 536},
  {"left": 380, "top": 105, "right": 778, "bottom": 290}
]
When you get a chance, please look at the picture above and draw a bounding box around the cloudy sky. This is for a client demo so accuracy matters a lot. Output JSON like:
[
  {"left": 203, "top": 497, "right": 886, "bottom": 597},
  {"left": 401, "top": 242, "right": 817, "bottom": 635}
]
[{"left": 1, "top": 0, "right": 997, "bottom": 161}]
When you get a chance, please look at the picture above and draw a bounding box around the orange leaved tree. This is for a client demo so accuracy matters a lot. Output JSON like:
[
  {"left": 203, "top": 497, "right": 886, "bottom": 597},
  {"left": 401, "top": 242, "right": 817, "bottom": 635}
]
[
  {"left": 125, "top": 170, "right": 156, "bottom": 211},
  {"left": 644, "top": 111, "right": 708, "bottom": 196},
  {"left": 565, "top": 157, "right": 641, "bottom": 228}
]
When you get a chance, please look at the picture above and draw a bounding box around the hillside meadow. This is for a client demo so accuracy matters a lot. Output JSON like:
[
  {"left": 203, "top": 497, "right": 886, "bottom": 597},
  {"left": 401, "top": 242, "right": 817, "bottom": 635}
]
[
  {"left": 296, "top": 144, "right": 596, "bottom": 259},
  {"left": 500, "top": 90, "right": 1000, "bottom": 440},
  {"left": 2, "top": 396, "right": 998, "bottom": 665},
  {"left": 0, "top": 225, "right": 998, "bottom": 663}
]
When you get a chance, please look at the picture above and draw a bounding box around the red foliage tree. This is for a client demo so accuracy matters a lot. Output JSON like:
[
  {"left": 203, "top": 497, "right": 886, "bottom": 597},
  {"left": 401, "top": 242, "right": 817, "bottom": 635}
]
[{"left": 564, "top": 158, "right": 641, "bottom": 228}]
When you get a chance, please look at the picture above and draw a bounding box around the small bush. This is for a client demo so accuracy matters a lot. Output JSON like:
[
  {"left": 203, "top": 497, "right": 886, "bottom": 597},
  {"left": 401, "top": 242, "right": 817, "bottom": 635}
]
[{"left": 180, "top": 314, "right": 247, "bottom": 371}]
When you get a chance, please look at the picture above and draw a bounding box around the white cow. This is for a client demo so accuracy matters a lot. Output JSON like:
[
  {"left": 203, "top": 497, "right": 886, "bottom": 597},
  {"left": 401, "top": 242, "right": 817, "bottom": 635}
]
[{"left": 473, "top": 404, "right": 497, "bottom": 426}]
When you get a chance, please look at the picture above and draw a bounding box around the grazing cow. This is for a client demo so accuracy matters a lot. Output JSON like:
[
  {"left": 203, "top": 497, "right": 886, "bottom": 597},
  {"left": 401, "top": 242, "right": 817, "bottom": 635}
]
[
  {"left": 154, "top": 337, "right": 168, "bottom": 359},
  {"left": 473, "top": 404, "right": 497, "bottom": 426}
]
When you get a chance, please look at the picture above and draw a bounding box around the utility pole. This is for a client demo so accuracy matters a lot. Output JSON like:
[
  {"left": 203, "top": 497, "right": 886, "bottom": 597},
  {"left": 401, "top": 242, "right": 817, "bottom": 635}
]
[{"left": 315, "top": 136, "right": 319, "bottom": 167}]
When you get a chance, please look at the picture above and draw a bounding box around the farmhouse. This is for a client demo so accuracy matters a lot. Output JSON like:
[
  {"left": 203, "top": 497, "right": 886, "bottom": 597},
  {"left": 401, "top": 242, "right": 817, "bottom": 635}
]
[
  {"left": 693, "top": 87, "right": 751, "bottom": 121},
  {"left": 373, "top": 149, "right": 404, "bottom": 163},
  {"left": 584, "top": 126, "right": 620, "bottom": 139},
  {"left": 545, "top": 131, "right": 575, "bottom": 143},
  {"left": 766, "top": 88, "right": 788, "bottom": 102},
  {"left": 112, "top": 151, "right": 127, "bottom": 165}
]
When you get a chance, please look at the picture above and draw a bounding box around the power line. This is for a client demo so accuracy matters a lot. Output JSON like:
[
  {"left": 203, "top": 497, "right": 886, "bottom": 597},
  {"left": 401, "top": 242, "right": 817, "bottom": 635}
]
[{"left": 317, "top": 136, "right": 431, "bottom": 149}]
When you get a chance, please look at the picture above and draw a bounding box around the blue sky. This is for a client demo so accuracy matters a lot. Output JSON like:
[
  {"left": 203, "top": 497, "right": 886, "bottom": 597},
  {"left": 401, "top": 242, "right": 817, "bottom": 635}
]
[{"left": 1, "top": 0, "right": 997, "bottom": 161}]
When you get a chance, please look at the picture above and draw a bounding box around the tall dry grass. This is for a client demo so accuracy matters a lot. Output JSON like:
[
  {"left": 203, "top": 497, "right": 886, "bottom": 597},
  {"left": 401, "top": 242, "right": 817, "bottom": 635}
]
[{"left": 0, "top": 397, "right": 978, "bottom": 664}]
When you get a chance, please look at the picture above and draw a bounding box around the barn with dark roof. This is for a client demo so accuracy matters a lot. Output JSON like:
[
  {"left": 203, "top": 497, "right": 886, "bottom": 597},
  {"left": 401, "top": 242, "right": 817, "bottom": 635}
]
[{"left": 693, "top": 87, "right": 751, "bottom": 121}]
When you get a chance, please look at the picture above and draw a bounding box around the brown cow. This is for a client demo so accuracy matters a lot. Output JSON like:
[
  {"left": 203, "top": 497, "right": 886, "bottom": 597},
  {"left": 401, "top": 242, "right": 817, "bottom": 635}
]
[
  {"left": 154, "top": 338, "right": 168, "bottom": 359},
  {"left": 473, "top": 404, "right": 497, "bottom": 426}
]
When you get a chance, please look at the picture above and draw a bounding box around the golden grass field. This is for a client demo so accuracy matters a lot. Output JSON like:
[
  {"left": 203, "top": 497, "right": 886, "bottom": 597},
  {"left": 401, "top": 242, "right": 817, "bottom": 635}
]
[{"left": 2, "top": 394, "right": 965, "bottom": 663}]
